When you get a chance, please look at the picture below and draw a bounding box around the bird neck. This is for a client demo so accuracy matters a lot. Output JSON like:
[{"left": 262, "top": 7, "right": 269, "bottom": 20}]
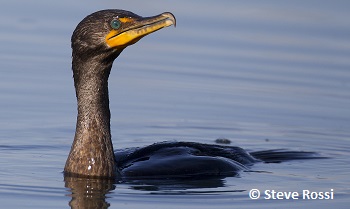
[{"left": 64, "top": 57, "right": 116, "bottom": 178}]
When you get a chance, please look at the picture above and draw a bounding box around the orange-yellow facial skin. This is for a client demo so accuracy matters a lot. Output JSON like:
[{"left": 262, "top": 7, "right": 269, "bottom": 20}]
[
  {"left": 118, "top": 17, "right": 134, "bottom": 23},
  {"left": 105, "top": 12, "right": 176, "bottom": 49}
]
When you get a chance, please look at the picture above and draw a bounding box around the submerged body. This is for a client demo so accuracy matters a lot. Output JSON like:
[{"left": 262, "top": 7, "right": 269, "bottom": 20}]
[
  {"left": 114, "top": 141, "right": 320, "bottom": 179},
  {"left": 64, "top": 10, "right": 320, "bottom": 179},
  {"left": 115, "top": 141, "right": 257, "bottom": 179}
]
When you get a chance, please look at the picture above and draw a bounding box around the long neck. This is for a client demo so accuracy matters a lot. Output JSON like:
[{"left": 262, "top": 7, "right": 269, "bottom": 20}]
[{"left": 64, "top": 56, "right": 116, "bottom": 178}]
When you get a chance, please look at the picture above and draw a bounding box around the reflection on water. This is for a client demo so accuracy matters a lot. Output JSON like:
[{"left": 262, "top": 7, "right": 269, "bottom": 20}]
[
  {"left": 65, "top": 176, "right": 115, "bottom": 209},
  {"left": 64, "top": 175, "right": 234, "bottom": 208},
  {"left": 123, "top": 177, "right": 227, "bottom": 193}
]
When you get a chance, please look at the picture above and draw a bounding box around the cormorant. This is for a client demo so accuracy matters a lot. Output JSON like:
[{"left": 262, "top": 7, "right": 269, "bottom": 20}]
[{"left": 64, "top": 10, "right": 319, "bottom": 179}]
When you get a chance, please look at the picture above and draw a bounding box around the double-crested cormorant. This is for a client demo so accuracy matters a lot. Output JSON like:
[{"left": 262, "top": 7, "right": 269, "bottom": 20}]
[{"left": 64, "top": 10, "right": 319, "bottom": 179}]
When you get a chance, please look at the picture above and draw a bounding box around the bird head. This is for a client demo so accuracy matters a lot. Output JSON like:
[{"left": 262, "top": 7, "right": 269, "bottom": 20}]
[{"left": 71, "top": 9, "right": 176, "bottom": 62}]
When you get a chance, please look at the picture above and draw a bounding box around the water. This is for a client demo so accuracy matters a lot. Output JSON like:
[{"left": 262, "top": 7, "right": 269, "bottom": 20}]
[{"left": 1, "top": 0, "right": 350, "bottom": 208}]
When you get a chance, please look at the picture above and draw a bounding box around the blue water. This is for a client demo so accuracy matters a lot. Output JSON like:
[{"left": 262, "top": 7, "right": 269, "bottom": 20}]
[{"left": 1, "top": 0, "right": 349, "bottom": 208}]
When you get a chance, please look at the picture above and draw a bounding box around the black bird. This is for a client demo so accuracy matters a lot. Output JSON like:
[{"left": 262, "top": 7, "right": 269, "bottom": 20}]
[{"left": 64, "top": 10, "right": 320, "bottom": 179}]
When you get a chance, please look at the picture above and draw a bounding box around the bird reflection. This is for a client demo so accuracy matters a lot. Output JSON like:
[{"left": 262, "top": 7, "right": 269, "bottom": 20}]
[
  {"left": 64, "top": 175, "right": 233, "bottom": 207},
  {"left": 64, "top": 176, "right": 115, "bottom": 209},
  {"left": 125, "top": 176, "right": 227, "bottom": 193}
]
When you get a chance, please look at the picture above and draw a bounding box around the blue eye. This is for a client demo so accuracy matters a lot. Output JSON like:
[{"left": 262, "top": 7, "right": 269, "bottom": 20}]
[{"left": 110, "top": 19, "right": 121, "bottom": 29}]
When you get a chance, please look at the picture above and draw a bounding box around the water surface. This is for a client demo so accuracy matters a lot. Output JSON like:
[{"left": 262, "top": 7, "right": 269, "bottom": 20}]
[{"left": 0, "top": 0, "right": 349, "bottom": 208}]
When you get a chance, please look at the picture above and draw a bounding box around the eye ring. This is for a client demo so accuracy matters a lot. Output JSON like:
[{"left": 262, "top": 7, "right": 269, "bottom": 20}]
[{"left": 110, "top": 19, "right": 121, "bottom": 29}]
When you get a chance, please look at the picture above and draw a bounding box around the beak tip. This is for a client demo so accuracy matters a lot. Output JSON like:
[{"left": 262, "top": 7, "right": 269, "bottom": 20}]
[{"left": 162, "top": 12, "right": 176, "bottom": 28}]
